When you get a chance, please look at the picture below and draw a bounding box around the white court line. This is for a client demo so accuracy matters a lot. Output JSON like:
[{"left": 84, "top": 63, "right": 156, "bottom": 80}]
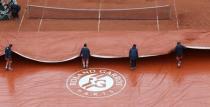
[
  {"left": 97, "top": 0, "right": 102, "bottom": 32},
  {"left": 37, "top": 0, "right": 47, "bottom": 32},
  {"left": 38, "top": 7, "right": 45, "bottom": 32},
  {"left": 173, "top": 0, "right": 180, "bottom": 30},
  {"left": 37, "top": 18, "right": 43, "bottom": 32},
  {"left": 155, "top": 0, "right": 160, "bottom": 31},
  {"left": 17, "top": 9, "right": 26, "bottom": 32},
  {"left": 18, "top": 0, "right": 29, "bottom": 32},
  {"left": 156, "top": 15, "right": 160, "bottom": 31}
]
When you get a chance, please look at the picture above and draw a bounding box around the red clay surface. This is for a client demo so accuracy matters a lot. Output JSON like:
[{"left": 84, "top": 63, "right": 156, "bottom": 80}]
[
  {"left": 1, "top": 0, "right": 210, "bottom": 31},
  {"left": 0, "top": 50, "right": 210, "bottom": 107},
  {"left": 1, "top": 0, "right": 210, "bottom": 106}
]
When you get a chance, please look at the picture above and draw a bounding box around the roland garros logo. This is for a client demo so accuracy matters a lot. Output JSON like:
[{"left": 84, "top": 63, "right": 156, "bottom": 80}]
[{"left": 66, "top": 68, "right": 126, "bottom": 98}]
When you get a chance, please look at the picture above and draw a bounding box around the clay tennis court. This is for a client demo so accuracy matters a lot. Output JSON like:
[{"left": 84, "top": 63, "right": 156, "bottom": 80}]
[
  {"left": 1, "top": 0, "right": 210, "bottom": 31},
  {"left": 1, "top": 0, "right": 210, "bottom": 106}
]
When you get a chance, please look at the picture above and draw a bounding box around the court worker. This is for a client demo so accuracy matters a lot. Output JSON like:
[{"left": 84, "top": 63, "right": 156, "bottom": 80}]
[
  {"left": 129, "top": 44, "right": 139, "bottom": 70},
  {"left": 80, "top": 43, "right": 90, "bottom": 69},
  {"left": 175, "top": 42, "right": 185, "bottom": 68},
  {"left": 4, "top": 44, "right": 13, "bottom": 71}
]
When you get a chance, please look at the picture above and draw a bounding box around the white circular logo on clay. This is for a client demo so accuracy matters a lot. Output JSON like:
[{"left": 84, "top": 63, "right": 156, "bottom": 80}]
[{"left": 66, "top": 68, "right": 126, "bottom": 98}]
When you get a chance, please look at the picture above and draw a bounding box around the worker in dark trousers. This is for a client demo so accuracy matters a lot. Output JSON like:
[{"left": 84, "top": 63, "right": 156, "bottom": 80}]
[
  {"left": 5, "top": 44, "right": 13, "bottom": 71},
  {"left": 129, "top": 44, "right": 139, "bottom": 70},
  {"left": 80, "top": 43, "right": 90, "bottom": 69},
  {"left": 175, "top": 42, "right": 185, "bottom": 68}
]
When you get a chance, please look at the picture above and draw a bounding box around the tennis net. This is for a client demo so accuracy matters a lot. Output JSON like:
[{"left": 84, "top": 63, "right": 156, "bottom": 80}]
[{"left": 27, "top": 4, "right": 171, "bottom": 20}]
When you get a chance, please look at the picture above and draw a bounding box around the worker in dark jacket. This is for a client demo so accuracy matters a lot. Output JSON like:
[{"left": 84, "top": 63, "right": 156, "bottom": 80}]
[
  {"left": 129, "top": 44, "right": 139, "bottom": 70},
  {"left": 175, "top": 42, "right": 185, "bottom": 68},
  {"left": 80, "top": 43, "right": 90, "bottom": 69},
  {"left": 4, "top": 44, "right": 13, "bottom": 71}
]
